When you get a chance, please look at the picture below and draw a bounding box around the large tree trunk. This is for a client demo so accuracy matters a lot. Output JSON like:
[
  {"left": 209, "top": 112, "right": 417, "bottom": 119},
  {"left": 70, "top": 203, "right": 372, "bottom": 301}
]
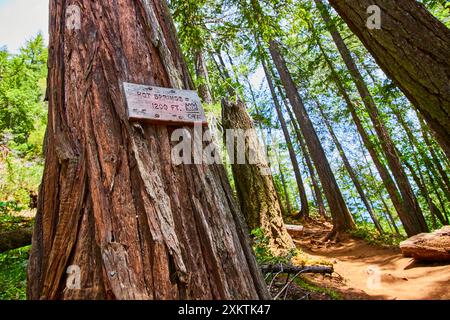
[
  {"left": 269, "top": 41, "right": 355, "bottom": 235},
  {"left": 327, "top": 0, "right": 450, "bottom": 159},
  {"left": 316, "top": 0, "right": 427, "bottom": 234},
  {"left": 261, "top": 56, "right": 309, "bottom": 218},
  {"left": 221, "top": 99, "right": 295, "bottom": 254},
  {"left": 315, "top": 100, "right": 384, "bottom": 234},
  {"left": 27, "top": 0, "right": 269, "bottom": 300}
]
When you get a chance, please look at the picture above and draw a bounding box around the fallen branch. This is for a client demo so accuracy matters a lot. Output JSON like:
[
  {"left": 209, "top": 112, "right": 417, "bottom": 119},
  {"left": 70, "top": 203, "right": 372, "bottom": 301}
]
[
  {"left": 261, "top": 264, "right": 333, "bottom": 275},
  {"left": 0, "top": 227, "right": 33, "bottom": 253},
  {"left": 262, "top": 264, "right": 334, "bottom": 300}
]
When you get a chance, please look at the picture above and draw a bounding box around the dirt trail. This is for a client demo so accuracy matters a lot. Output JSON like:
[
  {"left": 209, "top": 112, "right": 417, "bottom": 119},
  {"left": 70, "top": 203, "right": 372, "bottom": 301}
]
[{"left": 293, "top": 220, "right": 450, "bottom": 300}]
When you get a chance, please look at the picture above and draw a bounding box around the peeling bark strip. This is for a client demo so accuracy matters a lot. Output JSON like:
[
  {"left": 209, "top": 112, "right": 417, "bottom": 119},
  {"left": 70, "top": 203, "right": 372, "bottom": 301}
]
[
  {"left": 222, "top": 99, "right": 295, "bottom": 255},
  {"left": 27, "top": 0, "right": 269, "bottom": 300},
  {"left": 328, "top": 0, "right": 450, "bottom": 159}
]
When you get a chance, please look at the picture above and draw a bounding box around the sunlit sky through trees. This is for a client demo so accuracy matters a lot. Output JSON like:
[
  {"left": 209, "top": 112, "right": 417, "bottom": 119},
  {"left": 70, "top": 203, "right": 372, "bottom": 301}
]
[{"left": 0, "top": 0, "right": 49, "bottom": 53}]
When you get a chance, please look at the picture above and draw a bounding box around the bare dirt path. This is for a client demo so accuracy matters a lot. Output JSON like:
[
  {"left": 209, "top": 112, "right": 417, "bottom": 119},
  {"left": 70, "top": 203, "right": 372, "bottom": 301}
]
[{"left": 293, "top": 220, "right": 450, "bottom": 300}]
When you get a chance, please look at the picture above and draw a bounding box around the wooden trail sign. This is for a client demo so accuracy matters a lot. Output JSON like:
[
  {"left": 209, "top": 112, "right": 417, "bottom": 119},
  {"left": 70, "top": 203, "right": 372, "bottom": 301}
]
[{"left": 124, "top": 82, "right": 208, "bottom": 126}]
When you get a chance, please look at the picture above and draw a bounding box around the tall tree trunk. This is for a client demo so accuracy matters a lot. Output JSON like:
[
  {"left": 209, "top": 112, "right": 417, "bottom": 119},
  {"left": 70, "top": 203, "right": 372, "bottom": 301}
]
[
  {"left": 195, "top": 51, "right": 213, "bottom": 104},
  {"left": 358, "top": 136, "right": 401, "bottom": 235},
  {"left": 28, "top": 0, "right": 269, "bottom": 300},
  {"left": 380, "top": 196, "right": 400, "bottom": 235},
  {"left": 261, "top": 56, "right": 309, "bottom": 218},
  {"left": 317, "top": 38, "right": 427, "bottom": 236},
  {"left": 277, "top": 157, "right": 293, "bottom": 216},
  {"left": 391, "top": 109, "right": 448, "bottom": 226},
  {"left": 316, "top": 0, "right": 427, "bottom": 234},
  {"left": 403, "top": 159, "right": 448, "bottom": 226},
  {"left": 222, "top": 99, "right": 295, "bottom": 254},
  {"left": 269, "top": 41, "right": 355, "bottom": 235},
  {"left": 327, "top": 0, "right": 450, "bottom": 159},
  {"left": 418, "top": 116, "right": 450, "bottom": 197},
  {"left": 315, "top": 100, "right": 383, "bottom": 234},
  {"left": 285, "top": 97, "right": 327, "bottom": 218},
  {"left": 213, "top": 50, "right": 235, "bottom": 97}
]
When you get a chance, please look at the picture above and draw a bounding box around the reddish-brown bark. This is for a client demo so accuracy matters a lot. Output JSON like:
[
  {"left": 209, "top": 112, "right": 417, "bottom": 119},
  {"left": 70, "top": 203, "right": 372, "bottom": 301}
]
[{"left": 27, "top": 0, "right": 269, "bottom": 300}]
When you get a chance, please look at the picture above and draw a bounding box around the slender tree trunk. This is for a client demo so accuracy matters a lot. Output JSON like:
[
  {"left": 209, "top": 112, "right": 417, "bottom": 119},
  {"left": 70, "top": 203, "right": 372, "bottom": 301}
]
[
  {"left": 195, "top": 51, "right": 213, "bottom": 104},
  {"left": 278, "top": 159, "right": 293, "bottom": 216},
  {"left": 315, "top": 100, "right": 383, "bottom": 234},
  {"left": 391, "top": 107, "right": 450, "bottom": 203},
  {"left": 392, "top": 116, "right": 449, "bottom": 226},
  {"left": 380, "top": 197, "right": 400, "bottom": 235},
  {"left": 213, "top": 50, "right": 235, "bottom": 96},
  {"left": 269, "top": 41, "right": 355, "bottom": 235},
  {"left": 316, "top": 0, "right": 427, "bottom": 234},
  {"left": 273, "top": 174, "right": 288, "bottom": 217},
  {"left": 403, "top": 159, "right": 448, "bottom": 226},
  {"left": 367, "top": 196, "right": 392, "bottom": 234},
  {"left": 418, "top": 116, "right": 450, "bottom": 197},
  {"left": 391, "top": 107, "right": 450, "bottom": 224},
  {"left": 261, "top": 56, "right": 309, "bottom": 218},
  {"left": 392, "top": 110, "right": 448, "bottom": 226},
  {"left": 358, "top": 135, "right": 401, "bottom": 235},
  {"left": 28, "top": 0, "right": 269, "bottom": 300},
  {"left": 285, "top": 97, "right": 327, "bottom": 218},
  {"left": 222, "top": 99, "right": 295, "bottom": 254},
  {"left": 317, "top": 39, "right": 427, "bottom": 236},
  {"left": 327, "top": 0, "right": 450, "bottom": 159}
]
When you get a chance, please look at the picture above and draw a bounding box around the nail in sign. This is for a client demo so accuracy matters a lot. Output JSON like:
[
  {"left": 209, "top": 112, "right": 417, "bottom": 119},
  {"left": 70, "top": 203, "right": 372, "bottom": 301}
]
[{"left": 124, "top": 82, "right": 208, "bottom": 125}]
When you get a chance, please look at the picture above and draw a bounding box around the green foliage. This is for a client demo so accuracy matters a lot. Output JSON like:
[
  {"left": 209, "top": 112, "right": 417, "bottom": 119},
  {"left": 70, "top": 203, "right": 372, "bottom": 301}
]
[
  {"left": 0, "top": 34, "right": 48, "bottom": 148},
  {"left": 251, "top": 228, "right": 296, "bottom": 264},
  {"left": 293, "top": 277, "right": 342, "bottom": 300},
  {"left": 0, "top": 200, "right": 22, "bottom": 216},
  {"left": 0, "top": 246, "right": 30, "bottom": 300},
  {"left": 0, "top": 154, "right": 43, "bottom": 208},
  {"left": 350, "top": 227, "right": 406, "bottom": 248},
  {"left": 0, "top": 201, "right": 33, "bottom": 234},
  {"left": 0, "top": 35, "right": 46, "bottom": 210}
]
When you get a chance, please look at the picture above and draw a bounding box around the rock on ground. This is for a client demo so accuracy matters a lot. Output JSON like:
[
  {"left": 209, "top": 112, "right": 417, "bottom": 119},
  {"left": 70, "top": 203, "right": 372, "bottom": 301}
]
[
  {"left": 400, "top": 226, "right": 450, "bottom": 261},
  {"left": 286, "top": 224, "right": 304, "bottom": 238}
]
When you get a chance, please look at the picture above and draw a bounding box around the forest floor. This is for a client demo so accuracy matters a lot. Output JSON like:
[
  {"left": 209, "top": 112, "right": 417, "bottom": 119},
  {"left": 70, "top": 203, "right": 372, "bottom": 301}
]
[{"left": 291, "top": 219, "right": 450, "bottom": 300}]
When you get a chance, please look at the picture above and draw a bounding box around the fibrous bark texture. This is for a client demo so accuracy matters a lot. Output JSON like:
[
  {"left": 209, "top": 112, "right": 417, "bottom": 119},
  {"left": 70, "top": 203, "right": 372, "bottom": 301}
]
[
  {"left": 222, "top": 99, "right": 295, "bottom": 255},
  {"left": 27, "top": 0, "right": 269, "bottom": 300}
]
